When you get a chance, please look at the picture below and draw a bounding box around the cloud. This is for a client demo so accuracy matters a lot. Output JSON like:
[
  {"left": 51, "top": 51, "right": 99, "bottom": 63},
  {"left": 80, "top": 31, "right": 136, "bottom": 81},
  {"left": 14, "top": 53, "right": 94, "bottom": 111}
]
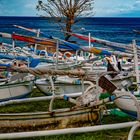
[
  {"left": 135, "top": 0, "right": 140, "bottom": 4},
  {"left": 0, "top": 0, "right": 139, "bottom": 17},
  {"left": 0, "top": 0, "right": 38, "bottom": 16},
  {"left": 94, "top": 0, "right": 140, "bottom": 17},
  {"left": 0, "top": 2, "right": 12, "bottom": 15},
  {"left": 24, "top": 1, "right": 36, "bottom": 9},
  {"left": 133, "top": 0, "right": 140, "bottom": 8}
]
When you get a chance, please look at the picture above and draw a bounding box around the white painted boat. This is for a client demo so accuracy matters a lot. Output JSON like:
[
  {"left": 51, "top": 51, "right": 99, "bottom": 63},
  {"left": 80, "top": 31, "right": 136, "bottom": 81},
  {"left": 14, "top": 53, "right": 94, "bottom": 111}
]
[
  {"left": 114, "top": 95, "right": 139, "bottom": 118},
  {"left": 0, "top": 81, "right": 33, "bottom": 102},
  {"left": 35, "top": 77, "right": 88, "bottom": 96}
]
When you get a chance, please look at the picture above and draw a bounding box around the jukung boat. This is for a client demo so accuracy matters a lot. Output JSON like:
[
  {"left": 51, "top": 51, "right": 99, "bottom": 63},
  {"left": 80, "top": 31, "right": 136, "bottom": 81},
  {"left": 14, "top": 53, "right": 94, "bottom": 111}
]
[
  {"left": 0, "top": 80, "right": 33, "bottom": 102},
  {"left": 0, "top": 72, "right": 34, "bottom": 102},
  {"left": 0, "top": 25, "right": 139, "bottom": 140},
  {"left": 0, "top": 62, "right": 34, "bottom": 102},
  {"left": 35, "top": 76, "right": 89, "bottom": 96}
]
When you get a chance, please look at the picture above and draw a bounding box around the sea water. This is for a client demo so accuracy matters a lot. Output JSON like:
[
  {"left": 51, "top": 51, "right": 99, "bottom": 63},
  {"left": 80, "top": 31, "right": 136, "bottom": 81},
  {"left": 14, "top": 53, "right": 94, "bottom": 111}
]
[{"left": 0, "top": 16, "right": 140, "bottom": 46}]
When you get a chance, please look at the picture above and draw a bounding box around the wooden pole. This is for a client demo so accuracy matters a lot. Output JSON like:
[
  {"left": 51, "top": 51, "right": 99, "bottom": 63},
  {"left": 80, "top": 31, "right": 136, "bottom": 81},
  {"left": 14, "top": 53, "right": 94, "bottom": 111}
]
[
  {"left": 34, "top": 29, "right": 40, "bottom": 53},
  {"left": 12, "top": 36, "right": 15, "bottom": 53},
  {"left": 75, "top": 50, "right": 78, "bottom": 64},
  {"left": 88, "top": 33, "right": 91, "bottom": 48},
  {"left": 55, "top": 40, "right": 59, "bottom": 70},
  {"left": 0, "top": 43, "right": 2, "bottom": 52},
  {"left": 132, "top": 40, "right": 140, "bottom": 93}
]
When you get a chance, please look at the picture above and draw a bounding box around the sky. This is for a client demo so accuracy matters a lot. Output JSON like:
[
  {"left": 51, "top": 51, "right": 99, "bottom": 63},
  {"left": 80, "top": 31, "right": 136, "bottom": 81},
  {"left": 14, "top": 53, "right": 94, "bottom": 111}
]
[{"left": 0, "top": 0, "right": 140, "bottom": 17}]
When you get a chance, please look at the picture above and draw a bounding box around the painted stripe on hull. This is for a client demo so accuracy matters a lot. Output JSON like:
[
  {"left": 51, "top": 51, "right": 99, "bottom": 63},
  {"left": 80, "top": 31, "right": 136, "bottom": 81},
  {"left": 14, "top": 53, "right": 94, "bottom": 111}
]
[{"left": 121, "top": 109, "right": 137, "bottom": 118}]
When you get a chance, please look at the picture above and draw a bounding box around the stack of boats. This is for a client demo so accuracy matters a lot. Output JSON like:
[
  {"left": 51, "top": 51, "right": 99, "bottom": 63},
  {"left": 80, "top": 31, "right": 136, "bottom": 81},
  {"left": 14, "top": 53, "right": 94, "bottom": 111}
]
[{"left": 0, "top": 25, "right": 140, "bottom": 129}]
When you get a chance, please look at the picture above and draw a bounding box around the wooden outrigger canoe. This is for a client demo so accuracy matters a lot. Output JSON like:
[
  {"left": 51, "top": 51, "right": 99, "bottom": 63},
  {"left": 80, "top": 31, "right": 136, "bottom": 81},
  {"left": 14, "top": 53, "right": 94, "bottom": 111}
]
[
  {"left": 0, "top": 106, "right": 99, "bottom": 133},
  {"left": 0, "top": 80, "right": 33, "bottom": 102},
  {"left": 35, "top": 77, "right": 89, "bottom": 96}
]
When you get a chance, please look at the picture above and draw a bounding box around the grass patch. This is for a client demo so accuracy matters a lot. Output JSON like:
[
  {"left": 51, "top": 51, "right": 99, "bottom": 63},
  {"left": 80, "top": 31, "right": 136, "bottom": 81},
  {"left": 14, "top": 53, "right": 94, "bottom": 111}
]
[
  {"left": 0, "top": 98, "right": 73, "bottom": 113},
  {"left": 22, "top": 127, "right": 140, "bottom": 140},
  {"left": 0, "top": 88, "right": 74, "bottom": 113}
]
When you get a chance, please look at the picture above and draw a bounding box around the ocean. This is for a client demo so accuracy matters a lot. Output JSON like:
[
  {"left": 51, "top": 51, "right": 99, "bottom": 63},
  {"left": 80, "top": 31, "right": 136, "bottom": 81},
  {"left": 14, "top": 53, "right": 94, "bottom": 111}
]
[{"left": 0, "top": 16, "right": 140, "bottom": 46}]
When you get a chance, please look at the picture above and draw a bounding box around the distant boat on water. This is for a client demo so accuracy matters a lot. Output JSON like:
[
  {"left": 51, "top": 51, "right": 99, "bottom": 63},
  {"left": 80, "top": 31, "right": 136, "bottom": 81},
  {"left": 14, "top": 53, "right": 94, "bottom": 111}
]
[{"left": 133, "top": 29, "right": 140, "bottom": 34}]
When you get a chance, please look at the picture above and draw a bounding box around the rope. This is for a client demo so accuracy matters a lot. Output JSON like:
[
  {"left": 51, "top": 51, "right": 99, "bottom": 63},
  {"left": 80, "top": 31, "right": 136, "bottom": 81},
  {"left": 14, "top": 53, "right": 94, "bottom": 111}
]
[{"left": 12, "top": 66, "right": 86, "bottom": 77}]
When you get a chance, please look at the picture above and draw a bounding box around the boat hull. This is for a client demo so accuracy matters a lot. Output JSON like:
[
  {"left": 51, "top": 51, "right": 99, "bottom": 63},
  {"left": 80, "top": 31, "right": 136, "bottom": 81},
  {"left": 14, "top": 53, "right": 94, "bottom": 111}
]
[
  {"left": 0, "top": 107, "right": 99, "bottom": 132},
  {"left": 0, "top": 81, "right": 33, "bottom": 102},
  {"left": 114, "top": 96, "right": 140, "bottom": 118},
  {"left": 35, "top": 79, "right": 88, "bottom": 96}
]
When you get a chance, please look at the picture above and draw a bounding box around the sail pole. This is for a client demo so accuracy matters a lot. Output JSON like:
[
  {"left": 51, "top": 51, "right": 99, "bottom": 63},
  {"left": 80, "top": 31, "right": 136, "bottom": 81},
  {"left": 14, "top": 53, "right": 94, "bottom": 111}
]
[
  {"left": 0, "top": 43, "right": 2, "bottom": 52},
  {"left": 75, "top": 50, "right": 78, "bottom": 65},
  {"left": 133, "top": 40, "right": 140, "bottom": 94},
  {"left": 12, "top": 32, "right": 15, "bottom": 54},
  {"left": 34, "top": 29, "right": 40, "bottom": 53},
  {"left": 55, "top": 39, "right": 59, "bottom": 70},
  {"left": 88, "top": 33, "right": 91, "bottom": 48}
]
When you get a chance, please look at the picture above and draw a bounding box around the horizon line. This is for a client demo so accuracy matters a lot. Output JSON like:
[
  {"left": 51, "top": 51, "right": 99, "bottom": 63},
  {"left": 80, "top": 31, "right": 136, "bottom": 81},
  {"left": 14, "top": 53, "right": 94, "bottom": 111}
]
[{"left": 0, "top": 16, "right": 140, "bottom": 18}]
